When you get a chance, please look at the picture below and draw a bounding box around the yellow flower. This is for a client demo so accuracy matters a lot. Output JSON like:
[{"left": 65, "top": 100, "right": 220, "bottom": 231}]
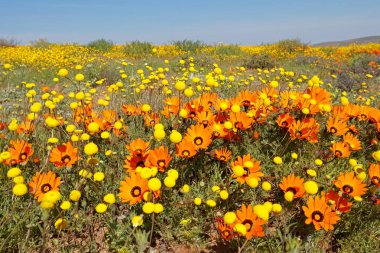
[
  {"left": 223, "top": 212, "right": 235, "bottom": 224},
  {"left": 154, "top": 203, "right": 164, "bottom": 213},
  {"left": 13, "top": 183, "right": 28, "bottom": 196},
  {"left": 60, "top": 201, "right": 72, "bottom": 210},
  {"left": 132, "top": 215, "right": 144, "bottom": 227},
  {"left": 372, "top": 150, "right": 380, "bottom": 161},
  {"left": 75, "top": 73, "right": 85, "bottom": 81},
  {"left": 306, "top": 169, "right": 317, "bottom": 177},
  {"left": 87, "top": 122, "right": 100, "bottom": 133},
  {"left": 154, "top": 129, "right": 166, "bottom": 141},
  {"left": 247, "top": 177, "right": 259, "bottom": 188},
  {"left": 54, "top": 218, "right": 68, "bottom": 230},
  {"left": 253, "top": 204, "right": 269, "bottom": 221},
  {"left": 103, "top": 193, "right": 116, "bottom": 204},
  {"left": 232, "top": 165, "right": 244, "bottom": 177},
  {"left": 272, "top": 204, "right": 282, "bottom": 213},
  {"left": 142, "top": 202, "right": 155, "bottom": 214},
  {"left": 273, "top": 156, "right": 283, "bottom": 165},
  {"left": 84, "top": 142, "right": 99, "bottom": 156},
  {"left": 219, "top": 190, "right": 229, "bottom": 200},
  {"left": 233, "top": 223, "right": 247, "bottom": 236},
  {"left": 164, "top": 177, "right": 176, "bottom": 188},
  {"left": 262, "top": 181, "right": 272, "bottom": 191},
  {"left": 95, "top": 203, "right": 108, "bottom": 213},
  {"left": 57, "top": 68, "right": 68, "bottom": 77},
  {"left": 182, "top": 184, "right": 190, "bottom": 193},
  {"left": 7, "top": 167, "right": 21, "bottom": 178},
  {"left": 69, "top": 190, "right": 81, "bottom": 202},
  {"left": 206, "top": 199, "right": 216, "bottom": 207},
  {"left": 284, "top": 191, "right": 294, "bottom": 202},
  {"left": 148, "top": 178, "right": 161, "bottom": 191},
  {"left": 194, "top": 197, "right": 202, "bottom": 205},
  {"left": 304, "top": 181, "right": 318, "bottom": 194},
  {"left": 13, "top": 176, "right": 24, "bottom": 184},
  {"left": 169, "top": 130, "right": 182, "bottom": 144},
  {"left": 141, "top": 104, "right": 151, "bottom": 112},
  {"left": 314, "top": 159, "right": 323, "bottom": 166},
  {"left": 93, "top": 172, "right": 105, "bottom": 182}
]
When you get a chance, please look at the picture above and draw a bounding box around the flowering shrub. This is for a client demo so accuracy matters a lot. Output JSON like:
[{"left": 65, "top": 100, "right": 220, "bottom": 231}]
[{"left": 0, "top": 47, "right": 379, "bottom": 252}]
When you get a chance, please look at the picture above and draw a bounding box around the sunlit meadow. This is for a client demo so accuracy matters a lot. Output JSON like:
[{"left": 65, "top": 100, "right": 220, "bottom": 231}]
[{"left": 0, "top": 40, "right": 379, "bottom": 252}]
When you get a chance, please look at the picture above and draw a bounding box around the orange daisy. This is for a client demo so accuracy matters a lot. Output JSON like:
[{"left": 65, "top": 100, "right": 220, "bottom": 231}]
[
  {"left": 231, "top": 154, "right": 263, "bottom": 184},
  {"left": 6, "top": 139, "right": 34, "bottom": 165},
  {"left": 176, "top": 139, "right": 197, "bottom": 158},
  {"left": 119, "top": 173, "right": 148, "bottom": 205},
  {"left": 126, "top": 138, "right": 150, "bottom": 157},
  {"left": 235, "top": 204, "right": 265, "bottom": 239},
  {"left": 28, "top": 171, "right": 61, "bottom": 202},
  {"left": 302, "top": 195, "right": 340, "bottom": 231},
  {"left": 146, "top": 146, "right": 172, "bottom": 172},
  {"left": 49, "top": 141, "right": 79, "bottom": 168},
  {"left": 184, "top": 124, "right": 213, "bottom": 150},
  {"left": 324, "top": 190, "right": 352, "bottom": 213},
  {"left": 214, "top": 147, "right": 232, "bottom": 162},
  {"left": 369, "top": 163, "right": 380, "bottom": 187},
  {"left": 334, "top": 171, "right": 367, "bottom": 197},
  {"left": 216, "top": 218, "right": 236, "bottom": 241},
  {"left": 330, "top": 142, "right": 351, "bottom": 158},
  {"left": 279, "top": 174, "right": 306, "bottom": 199}
]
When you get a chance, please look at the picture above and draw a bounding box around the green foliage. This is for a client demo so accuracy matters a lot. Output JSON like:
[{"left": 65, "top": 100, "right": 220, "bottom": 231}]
[
  {"left": 124, "top": 41, "right": 153, "bottom": 58},
  {"left": 275, "top": 39, "right": 308, "bottom": 54},
  {"left": 244, "top": 53, "right": 276, "bottom": 69},
  {"left": 0, "top": 38, "right": 18, "bottom": 47},
  {"left": 30, "top": 38, "right": 52, "bottom": 48},
  {"left": 214, "top": 44, "right": 243, "bottom": 56},
  {"left": 172, "top": 39, "right": 206, "bottom": 54},
  {"left": 87, "top": 38, "right": 114, "bottom": 52}
]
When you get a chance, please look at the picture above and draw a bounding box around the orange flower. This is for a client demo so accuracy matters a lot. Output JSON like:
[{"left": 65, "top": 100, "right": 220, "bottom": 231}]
[
  {"left": 144, "top": 112, "right": 160, "bottom": 127},
  {"left": 28, "top": 171, "right": 61, "bottom": 202},
  {"left": 214, "top": 147, "right": 232, "bottom": 162},
  {"left": 276, "top": 113, "right": 294, "bottom": 129},
  {"left": 334, "top": 171, "right": 367, "bottom": 197},
  {"left": 184, "top": 124, "right": 213, "bottom": 150},
  {"left": 235, "top": 204, "right": 265, "bottom": 239},
  {"left": 147, "top": 146, "right": 172, "bottom": 172},
  {"left": 369, "top": 163, "right": 380, "bottom": 187},
  {"left": 330, "top": 142, "right": 351, "bottom": 158},
  {"left": 119, "top": 173, "right": 148, "bottom": 205},
  {"left": 288, "top": 118, "right": 319, "bottom": 143},
  {"left": 216, "top": 218, "right": 236, "bottom": 241},
  {"left": 17, "top": 119, "right": 35, "bottom": 135},
  {"left": 49, "top": 141, "right": 79, "bottom": 168},
  {"left": 231, "top": 154, "right": 263, "bottom": 184},
  {"left": 279, "top": 174, "right": 306, "bottom": 199},
  {"left": 229, "top": 112, "right": 253, "bottom": 131},
  {"left": 342, "top": 133, "right": 361, "bottom": 151},
  {"left": 302, "top": 195, "right": 340, "bottom": 231},
  {"left": 176, "top": 139, "right": 197, "bottom": 158},
  {"left": 6, "top": 139, "right": 34, "bottom": 165},
  {"left": 126, "top": 138, "right": 150, "bottom": 157},
  {"left": 124, "top": 154, "right": 148, "bottom": 173},
  {"left": 121, "top": 104, "right": 138, "bottom": 116},
  {"left": 195, "top": 111, "right": 216, "bottom": 128},
  {"left": 324, "top": 190, "right": 352, "bottom": 213},
  {"left": 326, "top": 116, "right": 348, "bottom": 136}
]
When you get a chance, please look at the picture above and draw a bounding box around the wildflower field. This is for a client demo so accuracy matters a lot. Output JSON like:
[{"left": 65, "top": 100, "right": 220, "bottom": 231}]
[{"left": 0, "top": 41, "right": 380, "bottom": 252}]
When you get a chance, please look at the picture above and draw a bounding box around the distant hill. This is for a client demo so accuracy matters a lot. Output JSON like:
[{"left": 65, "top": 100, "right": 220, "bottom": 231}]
[{"left": 314, "top": 36, "right": 380, "bottom": 47}]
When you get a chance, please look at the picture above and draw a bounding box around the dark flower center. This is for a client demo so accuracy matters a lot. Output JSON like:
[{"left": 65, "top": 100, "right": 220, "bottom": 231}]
[
  {"left": 194, "top": 137, "right": 203, "bottom": 145},
  {"left": 19, "top": 152, "right": 28, "bottom": 161},
  {"left": 61, "top": 155, "right": 71, "bottom": 164},
  {"left": 182, "top": 150, "right": 190, "bottom": 157},
  {"left": 334, "top": 150, "right": 343, "bottom": 157},
  {"left": 311, "top": 211, "right": 324, "bottom": 222},
  {"left": 282, "top": 121, "right": 288, "bottom": 127},
  {"left": 219, "top": 155, "right": 226, "bottom": 161},
  {"left": 131, "top": 186, "right": 142, "bottom": 197},
  {"left": 330, "top": 127, "right": 337, "bottom": 133},
  {"left": 242, "top": 219, "right": 253, "bottom": 232},
  {"left": 41, "top": 183, "right": 52, "bottom": 193},
  {"left": 157, "top": 160, "right": 166, "bottom": 168},
  {"left": 285, "top": 187, "right": 297, "bottom": 194},
  {"left": 371, "top": 176, "right": 380, "bottom": 185},
  {"left": 342, "top": 184, "right": 353, "bottom": 194}
]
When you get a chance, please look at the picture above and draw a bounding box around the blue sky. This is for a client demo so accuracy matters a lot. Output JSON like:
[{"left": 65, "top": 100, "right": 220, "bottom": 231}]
[{"left": 0, "top": 0, "right": 379, "bottom": 45}]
